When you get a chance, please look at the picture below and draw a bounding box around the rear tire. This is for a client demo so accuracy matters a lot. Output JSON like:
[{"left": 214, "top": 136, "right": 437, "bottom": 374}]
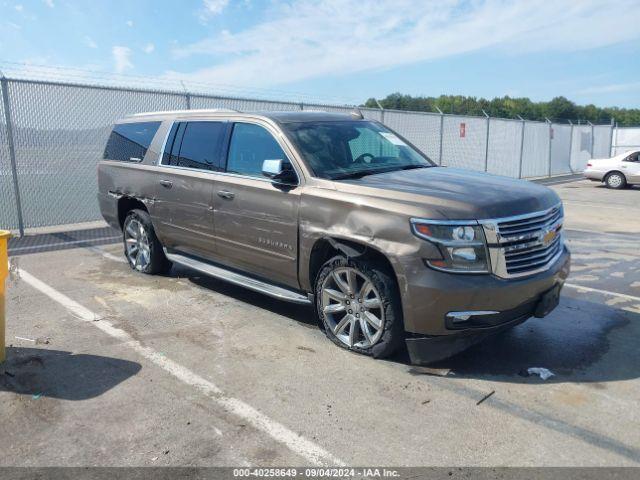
[
  {"left": 315, "top": 255, "right": 404, "bottom": 359},
  {"left": 123, "top": 209, "right": 172, "bottom": 274},
  {"left": 605, "top": 171, "right": 626, "bottom": 189}
]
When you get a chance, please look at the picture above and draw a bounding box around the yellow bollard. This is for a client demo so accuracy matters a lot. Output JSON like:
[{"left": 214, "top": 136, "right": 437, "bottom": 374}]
[{"left": 0, "top": 230, "right": 10, "bottom": 366}]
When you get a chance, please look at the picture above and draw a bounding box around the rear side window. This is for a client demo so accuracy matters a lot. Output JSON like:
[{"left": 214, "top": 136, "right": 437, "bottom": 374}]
[
  {"left": 226, "top": 123, "right": 287, "bottom": 178},
  {"left": 162, "top": 121, "right": 225, "bottom": 171},
  {"left": 103, "top": 121, "right": 160, "bottom": 162}
]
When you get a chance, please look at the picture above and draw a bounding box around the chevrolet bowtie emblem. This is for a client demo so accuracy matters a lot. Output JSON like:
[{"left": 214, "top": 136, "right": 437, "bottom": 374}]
[{"left": 542, "top": 229, "right": 557, "bottom": 246}]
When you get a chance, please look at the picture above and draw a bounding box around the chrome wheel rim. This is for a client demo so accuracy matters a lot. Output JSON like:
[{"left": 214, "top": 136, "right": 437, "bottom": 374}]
[
  {"left": 320, "top": 267, "right": 385, "bottom": 349},
  {"left": 608, "top": 174, "right": 622, "bottom": 187},
  {"left": 124, "top": 218, "right": 151, "bottom": 271}
]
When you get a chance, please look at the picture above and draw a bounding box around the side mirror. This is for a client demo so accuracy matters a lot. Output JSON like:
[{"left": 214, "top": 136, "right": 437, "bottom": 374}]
[{"left": 262, "top": 159, "right": 298, "bottom": 186}]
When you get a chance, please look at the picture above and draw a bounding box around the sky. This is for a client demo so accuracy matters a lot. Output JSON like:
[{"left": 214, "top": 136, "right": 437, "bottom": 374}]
[{"left": 1, "top": 0, "right": 640, "bottom": 107}]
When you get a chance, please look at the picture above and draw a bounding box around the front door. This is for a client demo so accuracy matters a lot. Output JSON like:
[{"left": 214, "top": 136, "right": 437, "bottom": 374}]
[
  {"left": 153, "top": 121, "right": 227, "bottom": 258},
  {"left": 212, "top": 122, "right": 301, "bottom": 288},
  {"left": 622, "top": 151, "right": 640, "bottom": 183}
]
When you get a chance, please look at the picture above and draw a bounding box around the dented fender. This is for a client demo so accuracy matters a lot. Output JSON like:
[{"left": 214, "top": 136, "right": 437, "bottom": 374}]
[{"left": 297, "top": 185, "right": 444, "bottom": 333}]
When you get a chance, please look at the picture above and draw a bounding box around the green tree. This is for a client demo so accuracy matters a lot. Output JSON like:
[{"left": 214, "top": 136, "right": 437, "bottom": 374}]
[{"left": 364, "top": 93, "right": 639, "bottom": 126}]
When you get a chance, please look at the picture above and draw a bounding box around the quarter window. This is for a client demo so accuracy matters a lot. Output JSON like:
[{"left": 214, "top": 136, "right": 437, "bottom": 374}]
[
  {"left": 103, "top": 121, "right": 160, "bottom": 162},
  {"left": 162, "top": 121, "right": 226, "bottom": 171},
  {"left": 227, "top": 123, "right": 288, "bottom": 178}
]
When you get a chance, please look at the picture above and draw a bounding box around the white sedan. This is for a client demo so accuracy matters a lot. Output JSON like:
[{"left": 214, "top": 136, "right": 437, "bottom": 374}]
[{"left": 584, "top": 150, "right": 640, "bottom": 189}]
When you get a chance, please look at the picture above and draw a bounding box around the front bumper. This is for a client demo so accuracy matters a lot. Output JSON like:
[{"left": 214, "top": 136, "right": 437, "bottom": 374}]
[{"left": 401, "top": 245, "right": 570, "bottom": 363}]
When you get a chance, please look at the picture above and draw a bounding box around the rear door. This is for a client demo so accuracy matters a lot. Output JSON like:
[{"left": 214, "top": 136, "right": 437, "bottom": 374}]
[
  {"left": 212, "top": 121, "right": 302, "bottom": 288},
  {"left": 153, "top": 120, "right": 228, "bottom": 258}
]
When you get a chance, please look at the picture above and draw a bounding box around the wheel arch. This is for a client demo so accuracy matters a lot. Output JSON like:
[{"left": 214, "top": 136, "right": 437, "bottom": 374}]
[
  {"left": 117, "top": 196, "right": 149, "bottom": 229},
  {"left": 308, "top": 236, "right": 399, "bottom": 297}
]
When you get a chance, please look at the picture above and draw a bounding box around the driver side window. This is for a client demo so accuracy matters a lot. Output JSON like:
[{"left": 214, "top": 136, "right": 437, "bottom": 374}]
[{"left": 226, "top": 123, "right": 289, "bottom": 178}]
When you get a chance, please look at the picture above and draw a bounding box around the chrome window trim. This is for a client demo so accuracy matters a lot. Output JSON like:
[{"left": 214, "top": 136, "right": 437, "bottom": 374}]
[
  {"left": 156, "top": 120, "right": 174, "bottom": 167},
  {"left": 156, "top": 119, "right": 302, "bottom": 185}
]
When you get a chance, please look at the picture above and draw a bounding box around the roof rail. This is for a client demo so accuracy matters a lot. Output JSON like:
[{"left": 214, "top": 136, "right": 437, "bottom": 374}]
[{"left": 129, "top": 108, "right": 240, "bottom": 117}]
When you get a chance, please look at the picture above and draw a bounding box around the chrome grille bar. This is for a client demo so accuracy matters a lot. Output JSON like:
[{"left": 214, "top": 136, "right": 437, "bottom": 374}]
[{"left": 480, "top": 204, "right": 564, "bottom": 279}]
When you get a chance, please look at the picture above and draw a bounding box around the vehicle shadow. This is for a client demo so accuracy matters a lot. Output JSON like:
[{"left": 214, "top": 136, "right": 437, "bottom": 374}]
[
  {"left": 179, "top": 268, "right": 639, "bottom": 384},
  {"left": 182, "top": 269, "right": 319, "bottom": 328},
  {"left": 1, "top": 347, "right": 141, "bottom": 400},
  {"left": 404, "top": 295, "right": 640, "bottom": 384}
]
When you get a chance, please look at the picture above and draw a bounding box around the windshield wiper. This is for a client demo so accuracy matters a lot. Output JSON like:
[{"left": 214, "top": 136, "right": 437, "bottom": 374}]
[
  {"left": 397, "top": 164, "right": 432, "bottom": 171},
  {"left": 331, "top": 169, "right": 393, "bottom": 180},
  {"left": 331, "top": 164, "right": 432, "bottom": 180}
]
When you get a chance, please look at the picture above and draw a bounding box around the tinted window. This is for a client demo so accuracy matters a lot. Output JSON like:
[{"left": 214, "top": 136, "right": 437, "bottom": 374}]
[
  {"left": 227, "top": 123, "right": 288, "bottom": 178},
  {"left": 163, "top": 121, "right": 225, "bottom": 171},
  {"left": 162, "top": 122, "right": 181, "bottom": 165},
  {"left": 103, "top": 121, "right": 160, "bottom": 162}
]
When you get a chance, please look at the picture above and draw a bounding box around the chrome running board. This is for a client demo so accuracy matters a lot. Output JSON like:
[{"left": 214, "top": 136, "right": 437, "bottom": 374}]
[{"left": 165, "top": 250, "right": 311, "bottom": 305}]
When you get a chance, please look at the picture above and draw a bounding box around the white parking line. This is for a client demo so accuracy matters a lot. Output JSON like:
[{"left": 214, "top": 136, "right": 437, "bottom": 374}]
[
  {"left": 17, "top": 268, "right": 344, "bottom": 467},
  {"left": 565, "top": 283, "right": 640, "bottom": 302}
]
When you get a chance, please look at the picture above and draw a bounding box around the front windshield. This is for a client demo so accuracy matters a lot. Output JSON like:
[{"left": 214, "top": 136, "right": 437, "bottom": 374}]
[{"left": 282, "top": 120, "right": 434, "bottom": 180}]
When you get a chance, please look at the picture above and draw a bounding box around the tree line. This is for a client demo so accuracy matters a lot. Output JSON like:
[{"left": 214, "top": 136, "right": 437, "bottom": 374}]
[{"left": 363, "top": 93, "right": 640, "bottom": 126}]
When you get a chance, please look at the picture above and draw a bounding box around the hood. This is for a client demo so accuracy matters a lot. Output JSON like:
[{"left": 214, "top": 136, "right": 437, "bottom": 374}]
[{"left": 335, "top": 167, "right": 560, "bottom": 220}]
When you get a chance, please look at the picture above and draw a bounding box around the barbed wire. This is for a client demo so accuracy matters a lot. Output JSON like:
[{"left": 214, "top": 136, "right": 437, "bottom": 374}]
[{"left": 0, "top": 61, "right": 361, "bottom": 107}]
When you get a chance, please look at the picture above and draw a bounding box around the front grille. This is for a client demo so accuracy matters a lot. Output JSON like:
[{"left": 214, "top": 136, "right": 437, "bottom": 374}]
[{"left": 482, "top": 204, "right": 564, "bottom": 278}]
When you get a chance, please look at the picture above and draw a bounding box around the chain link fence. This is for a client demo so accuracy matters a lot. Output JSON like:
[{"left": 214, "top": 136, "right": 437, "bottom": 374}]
[
  {"left": 0, "top": 74, "right": 614, "bottom": 234},
  {"left": 611, "top": 127, "right": 640, "bottom": 156}
]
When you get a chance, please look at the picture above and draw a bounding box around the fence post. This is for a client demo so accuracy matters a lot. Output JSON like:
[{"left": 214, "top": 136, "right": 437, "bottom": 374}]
[
  {"left": 482, "top": 110, "right": 490, "bottom": 172},
  {"left": 435, "top": 106, "right": 444, "bottom": 166},
  {"left": 0, "top": 75, "right": 25, "bottom": 237},
  {"left": 545, "top": 118, "right": 553, "bottom": 178},
  {"left": 517, "top": 116, "right": 525, "bottom": 179},
  {"left": 374, "top": 99, "right": 385, "bottom": 124},
  {"left": 568, "top": 120, "right": 574, "bottom": 172},
  {"left": 588, "top": 121, "right": 594, "bottom": 158},
  {"left": 609, "top": 118, "right": 615, "bottom": 157},
  {"left": 180, "top": 81, "right": 191, "bottom": 110}
]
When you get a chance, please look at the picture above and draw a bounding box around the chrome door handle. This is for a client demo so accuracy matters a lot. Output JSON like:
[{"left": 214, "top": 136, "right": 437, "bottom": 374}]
[
  {"left": 160, "top": 180, "right": 173, "bottom": 188},
  {"left": 217, "top": 190, "right": 235, "bottom": 199}
]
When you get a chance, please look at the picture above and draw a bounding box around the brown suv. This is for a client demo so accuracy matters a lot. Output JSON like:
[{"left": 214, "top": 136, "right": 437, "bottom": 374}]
[{"left": 98, "top": 109, "right": 570, "bottom": 363}]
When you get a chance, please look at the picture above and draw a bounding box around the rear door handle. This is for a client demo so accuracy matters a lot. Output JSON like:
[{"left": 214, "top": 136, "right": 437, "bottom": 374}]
[
  {"left": 217, "top": 190, "right": 235, "bottom": 200},
  {"left": 160, "top": 180, "right": 173, "bottom": 188}
]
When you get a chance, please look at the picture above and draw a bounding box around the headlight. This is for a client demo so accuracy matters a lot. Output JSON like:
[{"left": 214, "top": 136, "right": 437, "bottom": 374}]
[{"left": 411, "top": 219, "right": 490, "bottom": 273}]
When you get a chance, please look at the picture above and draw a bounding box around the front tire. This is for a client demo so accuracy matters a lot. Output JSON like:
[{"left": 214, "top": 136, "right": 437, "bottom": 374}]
[
  {"left": 123, "top": 209, "right": 171, "bottom": 274},
  {"left": 605, "top": 171, "right": 626, "bottom": 189},
  {"left": 315, "top": 255, "right": 404, "bottom": 359}
]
